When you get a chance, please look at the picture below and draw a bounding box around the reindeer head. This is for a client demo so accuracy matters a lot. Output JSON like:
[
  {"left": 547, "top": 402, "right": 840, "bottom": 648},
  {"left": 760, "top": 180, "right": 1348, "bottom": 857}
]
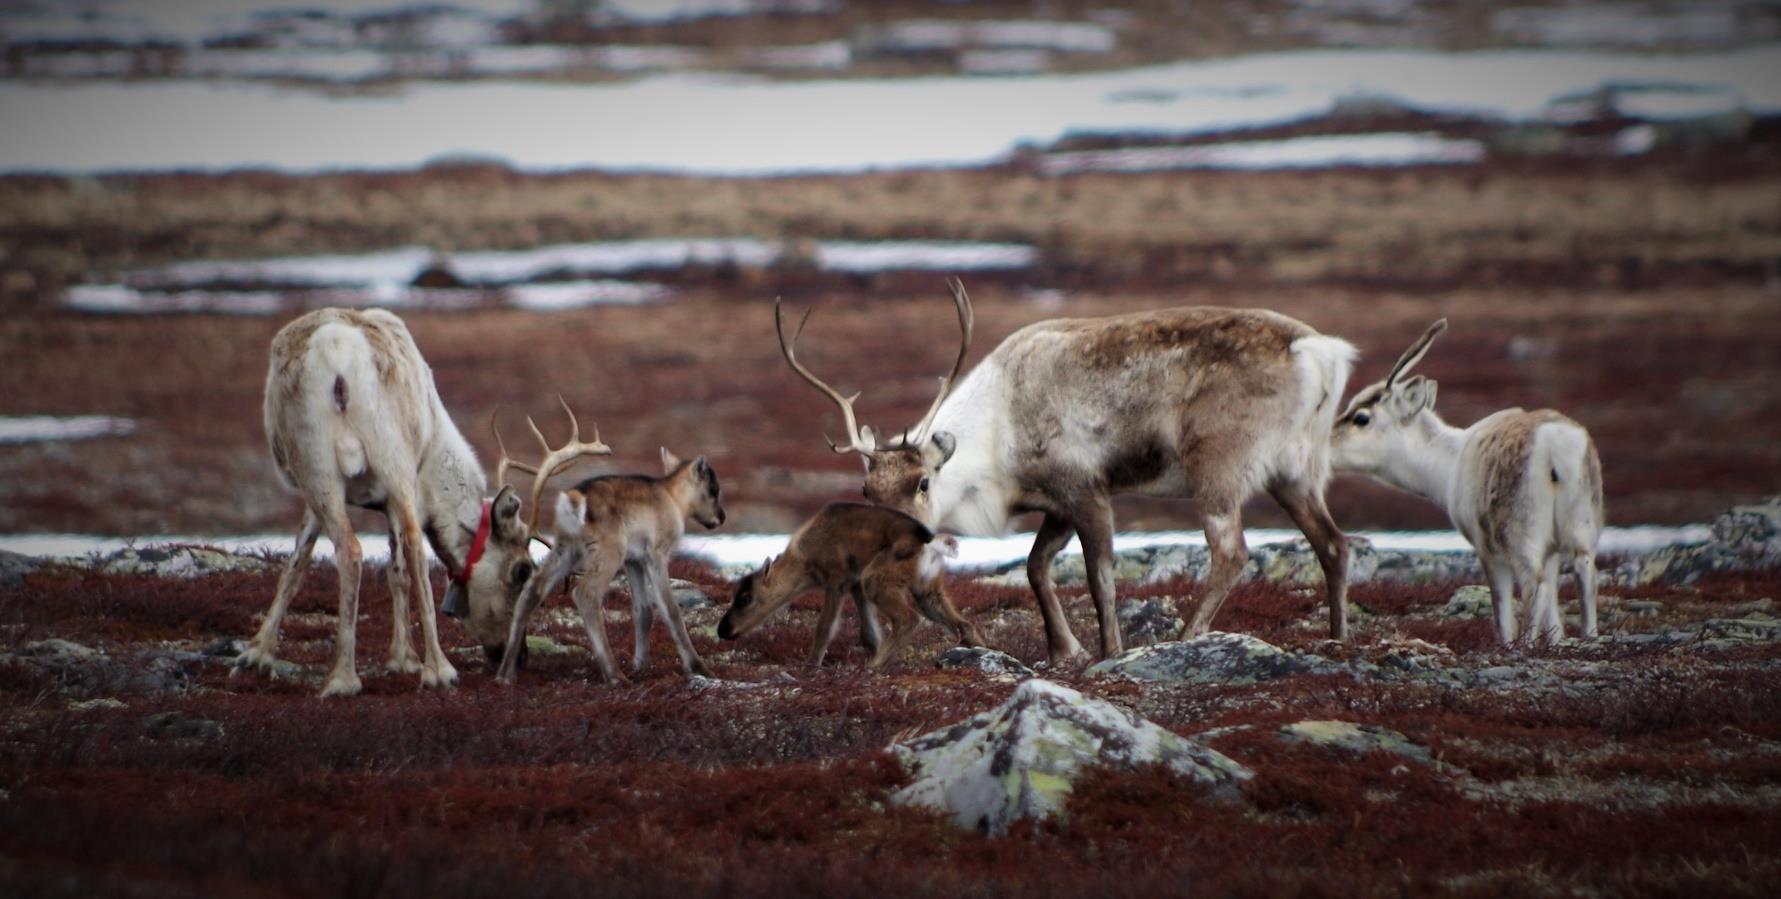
[
  {"left": 445, "top": 398, "right": 611, "bottom": 662},
  {"left": 1332, "top": 319, "right": 1447, "bottom": 475},
  {"left": 776, "top": 279, "right": 972, "bottom": 528},
  {"left": 662, "top": 448, "right": 726, "bottom": 530},
  {"left": 717, "top": 555, "right": 779, "bottom": 641}
]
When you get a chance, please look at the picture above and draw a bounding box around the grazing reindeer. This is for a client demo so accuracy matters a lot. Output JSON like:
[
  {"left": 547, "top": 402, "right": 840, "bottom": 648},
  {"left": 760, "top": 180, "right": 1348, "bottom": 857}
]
[
  {"left": 492, "top": 446, "right": 726, "bottom": 685},
  {"left": 244, "top": 308, "right": 608, "bottom": 697},
  {"left": 716, "top": 503, "right": 986, "bottom": 668},
  {"left": 1331, "top": 320, "right": 1603, "bottom": 645},
  {"left": 776, "top": 280, "right": 1357, "bottom": 662}
]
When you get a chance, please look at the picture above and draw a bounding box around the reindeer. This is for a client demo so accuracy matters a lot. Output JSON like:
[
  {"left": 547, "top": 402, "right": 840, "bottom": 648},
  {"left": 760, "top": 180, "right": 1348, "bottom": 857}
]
[
  {"left": 243, "top": 308, "right": 609, "bottom": 697},
  {"left": 716, "top": 503, "right": 986, "bottom": 668},
  {"left": 776, "top": 279, "right": 1357, "bottom": 663},
  {"left": 490, "top": 444, "right": 727, "bottom": 685},
  {"left": 1331, "top": 320, "right": 1603, "bottom": 645}
]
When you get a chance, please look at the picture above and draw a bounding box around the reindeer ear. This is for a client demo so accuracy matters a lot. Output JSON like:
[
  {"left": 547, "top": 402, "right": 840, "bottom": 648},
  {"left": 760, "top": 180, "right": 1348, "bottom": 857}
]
[
  {"left": 693, "top": 455, "right": 710, "bottom": 476},
  {"left": 1390, "top": 375, "right": 1438, "bottom": 419},
  {"left": 660, "top": 447, "right": 682, "bottom": 474},
  {"left": 491, "top": 485, "right": 526, "bottom": 542},
  {"left": 926, "top": 431, "right": 958, "bottom": 469},
  {"left": 858, "top": 425, "right": 878, "bottom": 453}
]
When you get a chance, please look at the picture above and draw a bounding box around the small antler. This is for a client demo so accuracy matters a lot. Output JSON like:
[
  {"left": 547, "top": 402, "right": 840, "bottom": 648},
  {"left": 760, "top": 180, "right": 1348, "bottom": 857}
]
[
  {"left": 776, "top": 298, "right": 877, "bottom": 458},
  {"left": 1386, "top": 318, "right": 1448, "bottom": 389},
  {"left": 903, "top": 277, "right": 974, "bottom": 447},
  {"left": 523, "top": 394, "right": 612, "bottom": 537},
  {"left": 490, "top": 407, "right": 540, "bottom": 489}
]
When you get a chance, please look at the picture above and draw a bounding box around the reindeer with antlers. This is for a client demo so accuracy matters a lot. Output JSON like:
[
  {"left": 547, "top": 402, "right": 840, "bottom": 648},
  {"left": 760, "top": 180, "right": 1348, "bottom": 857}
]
[
  {"left": 244, "top": 308, "right": 610, "bottom": 697},
  {"left": 485, "top": 423, "right": 726, "bottom": 685},
  {"left": 777, "top": 280, "right": 1358, "bottom": 663},
  {"left": 1331, "top": 320, "right": 1604, "bottom": 645}
]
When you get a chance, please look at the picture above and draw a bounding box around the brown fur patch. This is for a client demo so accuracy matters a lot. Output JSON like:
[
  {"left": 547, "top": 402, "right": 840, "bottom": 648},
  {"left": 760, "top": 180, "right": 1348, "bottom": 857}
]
[{"left": 1473, "top": 408, "right": 1576, "bottom": 555}]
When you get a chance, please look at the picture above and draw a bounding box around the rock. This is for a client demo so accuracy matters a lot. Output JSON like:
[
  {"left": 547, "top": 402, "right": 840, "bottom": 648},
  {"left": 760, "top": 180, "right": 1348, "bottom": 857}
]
[
  {"left": 1443, "top": 585, "right": 1493, "bottom": 619},
  {"left": 1711, "top": 496, "right": 1781, "bottom": 557},
  {"left": 890, "top": 679, "right": 1251, "bottom": 835},
  {"left": 23, "top": 638, "right": 100, "bottom": 659},
  {"left": 95, "top": 545, "right": 272, "bottom": 578},
  {"left": 1087, "top": 632, "right": 1326, "bottom": 684},
  {"left": 1280, "top": 720, "right": 1433, "bottom": 765},
  {"left": 525, "top": 634, "right": 575, "bottom": 657},
  {"left": 203, "top": 637, "right": 245, "bottom": 658},
  {"left": 1115, "top": 597, "right": 1181, "bottom": 645},
  {"left": 670, "top": 579, "right": 716, "bottom": 609},
  {"left": 1377, "top": 637, "right": 1456, "bottom": 674},
  {"left": 143, "top": 711, "right": 224, "bottom": 740},
  {"left": 68, "top": 697, "right": 127, "bottom": 711},
  {"left": 0, "top": 549, "right": 44, "bottom": 590},
  {"left": 935, "top": 647, "right": 1034, "bottom": 679},
  {"left": 3, "top": 638, "right": 192, "bottom": 696}
]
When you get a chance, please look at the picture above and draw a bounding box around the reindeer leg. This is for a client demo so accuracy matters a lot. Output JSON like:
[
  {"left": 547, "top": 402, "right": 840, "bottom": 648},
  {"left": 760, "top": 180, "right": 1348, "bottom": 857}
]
[
  {"left": 914, "top": 576, "right": 986, "bottom": 648},
  {"left": 1270, "top": 482, "right": 1351, "bottom": 640},
  {"left": 397, "top": 501, "right": 456, "bottom": 689},
  {"left": 854, "top": 593, "right": 882, "bottom": 653},
  {"left": 1536, "top": 554, "right": 1564, "bottom": 645},
  {"left": 809, "top": 585, "right": 847, "bottom": 667},
  {"left": 624, "top": 560, "right": 655, "bottom": 677},
  {"left": 1027, "top": 513, "right": 1086, "bottom": 662},
  {"left": 1073, "top": 497, "right": 1124, "bottom": 658},
  {"left": 318, "top": 505, "right": 364, "bottom": 698},
  {"left": 649, "top": 558, "right": 711, "bottom": 678},
  {"left": 383, "top": 523, "right": 420, "bottom": 676},
  {"left": 567, "top": 543, "right": 627, "bottom": 685},
  {"left": 1183, "top": 507, "right": 1248, "bottom": 639},
  {"left": 494, "top": 541, "right": 579, "bottom": 684},
  {"left": 237, "top": 509, "right": 321, "bottom": 675},
  {"left": 1574, "top": 553, "right": 1599, "bottom": 639},
  {"left": 865, "top": 580, "right": 919, "bottom": 670},
  {"left": 1482, "top": 555, "right": 1518, "bottom": 646}
]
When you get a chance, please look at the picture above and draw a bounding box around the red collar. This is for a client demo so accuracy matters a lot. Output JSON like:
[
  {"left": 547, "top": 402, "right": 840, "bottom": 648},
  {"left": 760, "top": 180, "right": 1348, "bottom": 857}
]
[{"left": 453, "top": 500, "right": 492, "bottom": 585}]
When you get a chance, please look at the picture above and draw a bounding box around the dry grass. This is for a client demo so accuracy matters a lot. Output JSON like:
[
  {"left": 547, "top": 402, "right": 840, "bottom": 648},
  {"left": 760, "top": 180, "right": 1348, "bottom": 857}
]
[{"left": 4, "top": 163, "right": 1778, "bottom": 289}]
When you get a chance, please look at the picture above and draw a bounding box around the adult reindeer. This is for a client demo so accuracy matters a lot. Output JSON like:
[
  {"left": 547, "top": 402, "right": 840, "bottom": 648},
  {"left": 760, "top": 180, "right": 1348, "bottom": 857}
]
[
  {"left": 242, "top": 308, "right": 608, "bottom": 696},
  {"left": 777, "top": 280, "right": 1357, "bottom": 662}
]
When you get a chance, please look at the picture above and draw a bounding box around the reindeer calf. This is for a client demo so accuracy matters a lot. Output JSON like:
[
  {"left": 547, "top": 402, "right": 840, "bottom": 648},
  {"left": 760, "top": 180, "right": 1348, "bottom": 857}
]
[
  {"left": 494, "top": 449, "right": 725, "bottom": 685},
  {"left": 716, "top": 503, "right": 986, "bottom": 668},
  {"left": 1333, "top": 320, "right": 1604, "bottom": 645}
]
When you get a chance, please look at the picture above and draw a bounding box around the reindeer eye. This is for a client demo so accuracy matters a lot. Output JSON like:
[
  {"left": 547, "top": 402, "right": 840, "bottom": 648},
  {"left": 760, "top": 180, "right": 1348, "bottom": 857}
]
[
  {"left": 509, "top": 562, "right": 533, "bottom": 587},
  {"left": 917, "top": 476, "right": 930, "bottom": 493},
  {"left": 1353, "top": 411, "right": 1371, "bottom": 427}
]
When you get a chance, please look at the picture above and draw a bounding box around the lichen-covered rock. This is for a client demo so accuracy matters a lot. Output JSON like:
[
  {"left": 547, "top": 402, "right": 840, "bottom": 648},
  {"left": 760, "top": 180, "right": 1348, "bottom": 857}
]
[
  {"left": 890, "top": 679, "right": 1251, "bottom": 834},
  {"left": 670, "top": 579, "right": 716, "bottom": 609},
  {"left": 1712, "top": 495, "right": 1781, "bottom": 555},
  {"left": 934, "top": 647, "right": 1034, "bottom": 679},
  {"left": 1443, "top": 585, "right": 1493, "bottom": 619},
  {"left": 1086, "top": 632, "right": 1327, "bottom": 684},
  {"left": 0, "top": 549, "right": 44, "bottom": 590},
  {"left": 1280, "top": 720, "right": 1433, "bottom": 764},
  {"left": 95, "top": 545, "right": 272, "bottom": 578},
  {"left": 1115, "top": 597, "right": 1182, "bottom": 645}
]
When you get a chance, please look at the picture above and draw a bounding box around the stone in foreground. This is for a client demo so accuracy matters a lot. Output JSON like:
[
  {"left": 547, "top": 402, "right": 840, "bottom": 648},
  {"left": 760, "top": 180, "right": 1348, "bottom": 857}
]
[
  {"left": 1086, "top": 632, "right": 1324, "bottom": 684},
  {"left": 890, "top": 679, "right": 1251, "bottom": 835},
  {"left": 934, "top": 647, "right": 1035, "bottom": 678}
]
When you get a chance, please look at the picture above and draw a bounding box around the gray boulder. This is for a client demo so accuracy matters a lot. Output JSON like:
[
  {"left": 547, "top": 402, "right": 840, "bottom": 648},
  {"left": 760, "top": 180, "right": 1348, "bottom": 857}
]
[
  {"left": 96, "top": 545, "right": 272, "bottom": 578},
  {"left": 0, "top": 549, "right": 44, "bottom": 590},
  {"left": 934, "top": 647, "right": 1035, "bottom": 679},
  {"left": 890, "top": 679, "right": 1251, "bottom": 835},
  {"left": 1116, "top": 597, "right": 1182, "bottom": 645},
  {"left": 1279, "top": 720, "right": 1435, "bottom": 765},
  {"left": 669, "top": 578, "right": 716, "bottom": 609},
  {"left": 1087, "top": 632, "right": 1327, "bottom": 684}
]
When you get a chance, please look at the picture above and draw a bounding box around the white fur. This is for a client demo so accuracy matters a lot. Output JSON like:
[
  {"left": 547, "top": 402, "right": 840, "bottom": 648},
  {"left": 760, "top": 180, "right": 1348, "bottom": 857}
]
[{"left": 1335, "top": 404, "right": 1602, "bottom": 646}]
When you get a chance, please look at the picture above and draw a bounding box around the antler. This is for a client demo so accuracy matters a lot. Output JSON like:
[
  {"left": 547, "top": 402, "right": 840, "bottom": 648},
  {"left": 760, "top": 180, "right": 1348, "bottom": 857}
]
[
  {"left": 776, "top": 298, "right": 877, "bottom": 458},
  {"left": 523, "top": 394, "right": 612, "bottom": 536},
  {"left": 903, "top": 277, "right": 974, "bottom": 447},
  {"left": 490, "top": 407, "right": 539, "bottom": 489},
  {"left": 1386, "top": 318, "right": 1448, "bottom": 389}
]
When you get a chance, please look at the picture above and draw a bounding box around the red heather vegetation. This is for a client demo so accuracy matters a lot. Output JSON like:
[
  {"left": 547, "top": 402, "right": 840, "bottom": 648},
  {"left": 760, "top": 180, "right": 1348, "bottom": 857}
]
[{"left": 3, "top": 561, "right": 1780, "bottom": 897}]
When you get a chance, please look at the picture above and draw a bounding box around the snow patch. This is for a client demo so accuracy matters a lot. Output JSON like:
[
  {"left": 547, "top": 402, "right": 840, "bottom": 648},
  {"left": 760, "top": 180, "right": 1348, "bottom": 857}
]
[{"left": 0, "top": 416, "right": 136, "bottom": 444}]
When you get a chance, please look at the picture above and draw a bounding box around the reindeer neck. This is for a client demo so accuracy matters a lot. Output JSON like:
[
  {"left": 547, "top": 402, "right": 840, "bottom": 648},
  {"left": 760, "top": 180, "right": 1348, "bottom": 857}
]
[
  {"left": 1380, "top": 411, "right": 1467, "bottom": 512},
  {"left": 416, "top": 421, "right": 488, "bottom": 573}
]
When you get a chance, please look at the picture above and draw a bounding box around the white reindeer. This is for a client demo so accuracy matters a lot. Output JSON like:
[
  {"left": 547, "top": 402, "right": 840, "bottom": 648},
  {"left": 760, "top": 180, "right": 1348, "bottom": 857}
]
[
  {"left": 242, "top": 308, "right": 608, "bottom": 697},
  {"left": 1330, "top": 320, "right": 1604, "bottom": 645},
  {"left": 777, "top": 279, "right": 1358, "bottom": 662}
]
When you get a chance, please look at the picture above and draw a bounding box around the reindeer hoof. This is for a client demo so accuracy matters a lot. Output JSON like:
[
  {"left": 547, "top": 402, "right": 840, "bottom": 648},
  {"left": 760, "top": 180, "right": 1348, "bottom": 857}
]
[
  {"left": 688, "top": 659, "right": 713, "bottom": 678},
  {"left": 319, "top": 671, "right": 363, "bottom": 698},
  {"left": 234, "top": 646, "right": 280, "bottom": 676},
  {"left": 386, "top": 655, "right": 423, "bottom": 676},
  {"left": 421, "top": 660, "right": 459, "bottom": 689}
]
